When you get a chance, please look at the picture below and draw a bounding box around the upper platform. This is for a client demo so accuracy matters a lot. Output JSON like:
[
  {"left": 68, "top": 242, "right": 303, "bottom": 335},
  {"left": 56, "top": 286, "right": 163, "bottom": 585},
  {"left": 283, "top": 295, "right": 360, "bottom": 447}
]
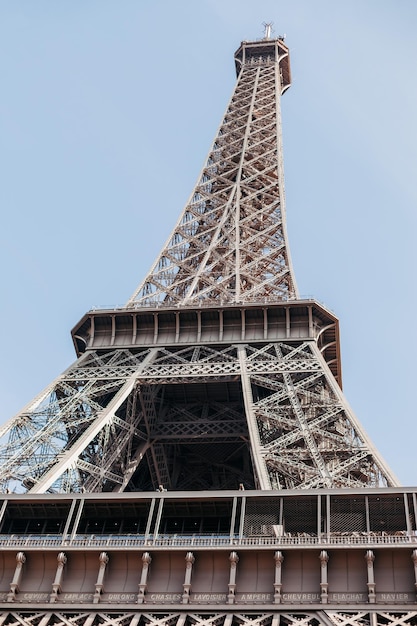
[
  {"left": 234, "top": 36, "right": 291, "bottom": 90},
  {"left": 72, "top": 299, "right": 342, "bottom": 387}
]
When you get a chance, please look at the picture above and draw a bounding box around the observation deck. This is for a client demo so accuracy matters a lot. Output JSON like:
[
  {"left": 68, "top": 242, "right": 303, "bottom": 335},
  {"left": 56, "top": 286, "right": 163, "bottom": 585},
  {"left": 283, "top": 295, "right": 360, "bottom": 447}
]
[
  {"left": 0, "top": 488, "right": 416, "bottom": 610},
  {"left": 72, "top": 300, "right": 342, "bottom": 386}
]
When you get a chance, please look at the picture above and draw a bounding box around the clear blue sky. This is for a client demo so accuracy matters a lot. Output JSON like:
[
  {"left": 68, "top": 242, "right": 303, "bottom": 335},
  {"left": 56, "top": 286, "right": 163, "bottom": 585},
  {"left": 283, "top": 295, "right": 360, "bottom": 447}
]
[{"left": 0, "top": 1, "right": 416, "bottom": 485}]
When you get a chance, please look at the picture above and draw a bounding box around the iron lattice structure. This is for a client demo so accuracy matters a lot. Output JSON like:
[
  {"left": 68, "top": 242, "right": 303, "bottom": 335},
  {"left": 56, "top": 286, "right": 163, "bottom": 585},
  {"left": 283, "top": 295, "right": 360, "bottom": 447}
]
[
  {"left": 127, "top": 38, "right": 297, "bottom": 307},
  {"left": 0, "top": 339, "right": 398, "bottom": 494},
  {"left": 0, "top": 36, "right": 397, "bottom": 495},
  {"left": 1, "top": 611, "right": 417, "bottom": 626},
  {"left": 0, "top": 32, "right": 413, "bottom": 626}
]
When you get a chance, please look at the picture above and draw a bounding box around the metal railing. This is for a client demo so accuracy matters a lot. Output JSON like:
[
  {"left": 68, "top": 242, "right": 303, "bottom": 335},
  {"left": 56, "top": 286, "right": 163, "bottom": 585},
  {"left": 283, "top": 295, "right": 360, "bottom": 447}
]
[
  {"left": 0, "top": 531, "right": 414, "bottom": 549},
  {"left": 89, "top": 296, "right": 327, "bottom": 313}
]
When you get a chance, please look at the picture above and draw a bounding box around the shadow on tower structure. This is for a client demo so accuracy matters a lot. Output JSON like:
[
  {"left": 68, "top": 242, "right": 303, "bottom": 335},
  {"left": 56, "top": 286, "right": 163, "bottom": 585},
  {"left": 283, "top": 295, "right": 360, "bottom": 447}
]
[{"left": 0, "top": 31, "right": 415, "bottom": 626}]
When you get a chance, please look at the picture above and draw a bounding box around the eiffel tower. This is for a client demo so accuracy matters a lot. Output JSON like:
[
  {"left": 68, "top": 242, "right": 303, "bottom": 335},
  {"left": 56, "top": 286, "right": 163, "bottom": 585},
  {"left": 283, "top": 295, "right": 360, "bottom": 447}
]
[{"left": 0, "top": 28, "right": 415, "bottom": 626}]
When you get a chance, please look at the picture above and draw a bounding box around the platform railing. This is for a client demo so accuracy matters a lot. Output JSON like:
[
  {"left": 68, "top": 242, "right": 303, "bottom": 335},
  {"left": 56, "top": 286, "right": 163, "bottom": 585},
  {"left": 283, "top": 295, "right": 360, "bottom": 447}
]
[
  {"left": 0, "top": 531, "right": 414, "bottom": 549},
  {"left": 89, "top": 296, "right": 325, "bottom": 312}
]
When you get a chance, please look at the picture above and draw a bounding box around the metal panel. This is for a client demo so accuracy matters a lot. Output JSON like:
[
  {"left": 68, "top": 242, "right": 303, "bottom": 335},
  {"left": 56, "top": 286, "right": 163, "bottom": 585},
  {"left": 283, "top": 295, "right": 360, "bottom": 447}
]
[
  {"left": 16, "top": 552, "right": 56, "bottom": 595},
  {"left": 374, "top": 550, "right": 415, "bottom": 597},
  {"left": 281, "top": 551, "right": 321, "bottom": 596},
  {"left": 190, "top": 552, "right": 230, "bottom": 594},
  {"left": 235, "top": 551, "right": 274, "bottom": 593},
  {"left": 0, "top": 552, "right": 18, "bottom": 593},
  {"left": 62, "top": 552, "right": 99, "bottom": 593},
  {"left": 101, "top": 552, "right": 141, "bottom": 595},
  {"left": 327, "top": 551, "right": 368, "bottom": 599},
  {"left": 145, "top": 552, "right": 186, "bottom": 596}
]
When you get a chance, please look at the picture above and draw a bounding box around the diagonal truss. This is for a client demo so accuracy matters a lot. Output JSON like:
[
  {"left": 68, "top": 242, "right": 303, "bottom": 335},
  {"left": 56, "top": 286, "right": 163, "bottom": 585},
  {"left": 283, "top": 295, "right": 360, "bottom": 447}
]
[
  {"left": 0, "top": 340, "right": 397, "bottom": 494},
  {"left": 126, "top": 40, "right": 298, "bottom": 307},
  {"left": 0, "top": 349, "right": 153, "bottom": 493},
  {"left": 0, "top": 611, "right": 416, "bottom": 626}
]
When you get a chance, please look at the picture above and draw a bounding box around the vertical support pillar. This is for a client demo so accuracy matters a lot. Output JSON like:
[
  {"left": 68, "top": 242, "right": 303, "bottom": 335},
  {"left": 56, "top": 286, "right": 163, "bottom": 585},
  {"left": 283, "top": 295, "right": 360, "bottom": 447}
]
[
  {"left": 230, "top": 497, "right": 238, "bottom": 542},
  {"left": 285, "top": 307, "right": 290, "bottom": 338},
  {"left": 69, "top": 498, "right": 84, "bottom": 545},
  {"left": 218, "top": 310, "right": 223, "bottom": 341},
  {"left": 110, "top": 314, "right": 116, "bottom": 346},
  {"left": 7, "top": 552, "right": 26, "bottom": 602},
  {"left": 317, "top": 494, "right": 322, "bottom": 540},
  {"left": 273, "top": 551, "right": 284, "bottom": 603},
  {"left": 319, "top": 550, "right": 329, "bottom": 604},
  {"left": 62, "top": 497, "right": 77, "bottom": 544},
  {"left": 144, "top": 498, "right": 156, "bottom": 543},
  {"left": 326, "top": 494, "right": 331, "bottom": 536},
  {"left": 308, "top": 305, "right": 313, "bottom": 337},
  {"left": 412, "top": 493, "right": 417, "bottom": 534},
  {"left": 279, "top": 497, "right": 283, "bottom": 528},
  {"left": 50, "top": 552, "right": 67, "bottom": 602},
  {"left": 238, "top": 495, "right": 246, "bottom": 542},
  {"left": 404, "top": 492, "right": 412, "bottom": 536},
  {"left": 182, "top": 552, "right": 195, "bottom": 604},
  {"left": 241, "top": 309, "right": 245, "bottom": 341},
  {"left": 263, "top": 308, "right": 268, "bottom": 339},
  {"left": 175, "top": 311, "right": 180, "bottom": 343},
  {"left": 152, "top": 496, "right": 164, "bottom": 545},
  {"left": 196, "top": 310, "right": 202, "bottom": 342},
  {"left": 412, "top": 550, "right": 417, "bottom": 597},
  {"left": 365, "top": 550, "right": 376, "bottom": 603},
  {"left": 137, "top": 552, "right": 152, "bottom": 604},
  {"left": 88, "top": 315, "right": 95, "bottom": 347},
  {"left": 227, "top": 551, "right": 239, "bottom": 604},
  {"left": 93, "top": 552, "right": 109, "bottom": 603},
  {"left": 0, "top": 500, "right": 8, "bottom": 529}
]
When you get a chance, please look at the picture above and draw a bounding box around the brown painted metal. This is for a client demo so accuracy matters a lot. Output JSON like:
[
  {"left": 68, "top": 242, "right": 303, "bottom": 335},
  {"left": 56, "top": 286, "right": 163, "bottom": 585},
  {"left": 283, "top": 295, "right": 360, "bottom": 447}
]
[
  {"left": 0, "top": 33, "right": 413, "bottom": 626},
  {"left": 71, "top": 301, "right": 342, "bottom": 386},
  {"left": 0, "top": 489, "right": 416, "bottom": 622}
]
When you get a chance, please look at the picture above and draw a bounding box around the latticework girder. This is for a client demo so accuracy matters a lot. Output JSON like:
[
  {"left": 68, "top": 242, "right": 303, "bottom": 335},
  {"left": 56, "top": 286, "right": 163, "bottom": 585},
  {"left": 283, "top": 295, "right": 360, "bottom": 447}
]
[
  {"left": 126, "top": 40, "right": 297, "bottom": 308},
  {"left": 0, "top": 612, "right": 416, "bottom": 626},
  {"left": 0, "top": 340, "right": 397, "bottom": 494},
  {"left": 0, "top": 349, "right": 153, "bottom": 493}
]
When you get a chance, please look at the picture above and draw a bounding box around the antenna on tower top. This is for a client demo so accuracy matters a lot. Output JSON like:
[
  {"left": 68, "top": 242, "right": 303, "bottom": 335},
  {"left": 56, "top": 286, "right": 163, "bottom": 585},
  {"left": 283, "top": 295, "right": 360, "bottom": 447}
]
[{"left": 262, "top": 21, "right": 273, "bottom": 40}]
